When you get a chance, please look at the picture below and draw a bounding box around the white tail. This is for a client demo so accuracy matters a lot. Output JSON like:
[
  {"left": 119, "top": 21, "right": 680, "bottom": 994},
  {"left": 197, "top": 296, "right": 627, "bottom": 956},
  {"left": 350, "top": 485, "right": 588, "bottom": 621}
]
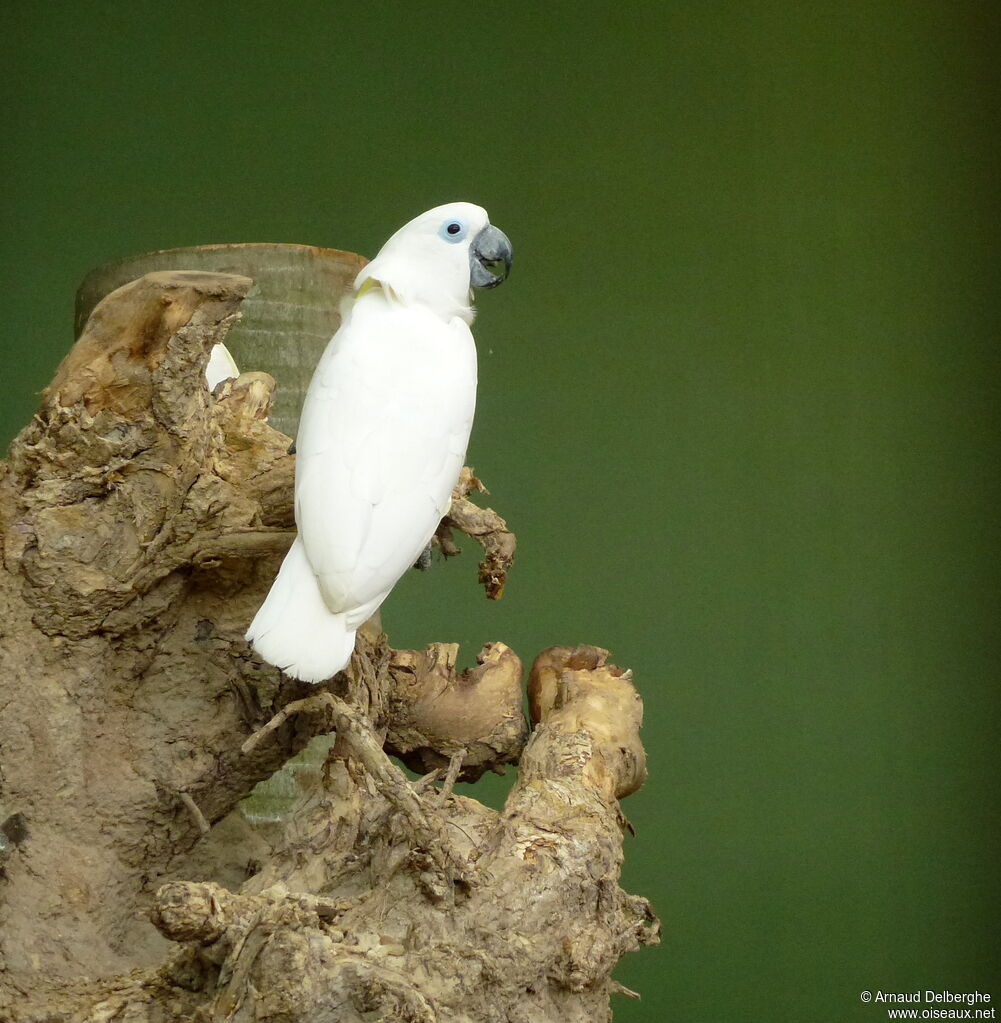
[{"left": 245, "top": 538, "right": 357, "bottom": 683}]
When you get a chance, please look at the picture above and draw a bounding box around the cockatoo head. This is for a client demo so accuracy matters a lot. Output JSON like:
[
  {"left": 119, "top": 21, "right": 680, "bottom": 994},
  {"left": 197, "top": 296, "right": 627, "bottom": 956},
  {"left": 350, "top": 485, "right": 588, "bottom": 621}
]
[{"left": 354, "top": 202, "right": 512, "bottom": 320}]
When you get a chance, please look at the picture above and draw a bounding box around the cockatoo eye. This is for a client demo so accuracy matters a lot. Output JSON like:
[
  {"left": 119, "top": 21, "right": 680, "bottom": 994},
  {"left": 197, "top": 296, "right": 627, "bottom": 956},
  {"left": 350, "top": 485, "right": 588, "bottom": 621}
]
[{"left": 439, "top": 218, "right": 468, "bottom": 243}]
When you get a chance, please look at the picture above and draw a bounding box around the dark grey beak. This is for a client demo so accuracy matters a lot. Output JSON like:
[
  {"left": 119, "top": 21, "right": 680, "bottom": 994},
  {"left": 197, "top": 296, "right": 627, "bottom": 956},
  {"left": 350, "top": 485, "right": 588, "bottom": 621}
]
[{"left": 469, "top": 224, "right": 513, "bottom": 289}]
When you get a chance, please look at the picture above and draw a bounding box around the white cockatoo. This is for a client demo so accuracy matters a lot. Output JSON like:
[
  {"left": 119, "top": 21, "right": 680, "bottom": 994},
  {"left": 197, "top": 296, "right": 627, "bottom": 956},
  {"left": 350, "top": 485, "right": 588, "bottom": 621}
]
[{"left": 246, "top": 202, "right": 512, "bottom": 682}]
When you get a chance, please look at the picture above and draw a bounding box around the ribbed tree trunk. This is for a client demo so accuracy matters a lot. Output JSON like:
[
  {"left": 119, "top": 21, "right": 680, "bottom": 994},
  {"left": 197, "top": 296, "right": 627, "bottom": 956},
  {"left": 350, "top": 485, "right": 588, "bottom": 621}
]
[
  {"left": 0, "top": 257, "right": 658, "bottom": 1022},
  {"left": 74, "top": 242, "right": 368, "bottom": 437}
]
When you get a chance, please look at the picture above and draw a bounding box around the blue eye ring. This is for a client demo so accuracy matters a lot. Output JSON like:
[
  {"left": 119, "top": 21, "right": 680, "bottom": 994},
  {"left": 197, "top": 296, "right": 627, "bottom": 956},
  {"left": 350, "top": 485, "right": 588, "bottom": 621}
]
[{"left": 438, "top": 218, "right": 468, "bottom": 243}]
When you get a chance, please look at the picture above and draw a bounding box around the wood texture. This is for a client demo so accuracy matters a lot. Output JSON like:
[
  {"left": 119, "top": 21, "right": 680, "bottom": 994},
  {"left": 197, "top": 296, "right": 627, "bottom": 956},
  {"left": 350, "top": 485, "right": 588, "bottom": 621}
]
[
  {"left": 75, "top": 243, "right": 368, "bottom": 437},
  {"left": 0, "top": 267, "right": 658, "bottom": 1021}
]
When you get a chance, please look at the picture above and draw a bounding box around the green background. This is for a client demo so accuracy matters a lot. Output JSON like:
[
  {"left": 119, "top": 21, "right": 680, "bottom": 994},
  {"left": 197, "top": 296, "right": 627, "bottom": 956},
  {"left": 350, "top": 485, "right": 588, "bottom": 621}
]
[{"left": 2, "top": 4, "right": 998, "bottom": 1020}]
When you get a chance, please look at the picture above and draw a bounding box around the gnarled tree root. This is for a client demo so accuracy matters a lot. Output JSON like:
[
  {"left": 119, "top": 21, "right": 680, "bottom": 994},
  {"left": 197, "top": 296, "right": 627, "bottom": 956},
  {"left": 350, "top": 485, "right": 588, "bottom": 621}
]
[{"left": 0, "top": 268, "right": 658, "bottom": 1022}]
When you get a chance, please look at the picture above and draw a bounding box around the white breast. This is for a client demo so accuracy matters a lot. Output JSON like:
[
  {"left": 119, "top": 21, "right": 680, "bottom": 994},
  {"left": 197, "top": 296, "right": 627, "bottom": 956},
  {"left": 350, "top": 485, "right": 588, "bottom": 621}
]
[{"left": 293, "top": 289, "right": 477, "bottom": 613}]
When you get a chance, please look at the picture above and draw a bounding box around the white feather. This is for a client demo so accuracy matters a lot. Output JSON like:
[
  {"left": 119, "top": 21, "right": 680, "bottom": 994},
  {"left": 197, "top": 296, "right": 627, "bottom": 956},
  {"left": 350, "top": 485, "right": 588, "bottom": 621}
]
[
  {"left": 242, "top": 537, "right": 362, "bottom": 683},
  {"left": 205, "top": 343, "right": 239, "bottom": 390},
  {"left": 246, "top": 202, "right": 493, "bottom": 682}
]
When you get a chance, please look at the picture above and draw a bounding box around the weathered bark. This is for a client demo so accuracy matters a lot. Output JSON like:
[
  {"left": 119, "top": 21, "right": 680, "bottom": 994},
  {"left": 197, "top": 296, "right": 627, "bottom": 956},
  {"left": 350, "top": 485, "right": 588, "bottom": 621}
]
[
  {"left": 74, "top": 243, "right": 369, "bottom": 438},
  {"left": 0, "top": 266, "right": 658, "bottom": 1021}
]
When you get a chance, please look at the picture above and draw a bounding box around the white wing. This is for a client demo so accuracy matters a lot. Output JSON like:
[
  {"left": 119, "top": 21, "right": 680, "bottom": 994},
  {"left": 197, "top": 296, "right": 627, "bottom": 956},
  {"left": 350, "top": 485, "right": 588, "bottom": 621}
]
[{"left": 294, "top": 289, "right": 477, "bottom": 614}]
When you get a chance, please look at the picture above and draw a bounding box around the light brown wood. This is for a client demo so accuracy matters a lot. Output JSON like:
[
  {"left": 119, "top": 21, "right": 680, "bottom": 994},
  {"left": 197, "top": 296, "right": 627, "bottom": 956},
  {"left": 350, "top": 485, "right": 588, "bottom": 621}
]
[
  {"left": 0, "top": 267, "right": 657, "bottom": 1021},
  {"left": 75, "top": 242, "right": 368, "bottom": 437}
]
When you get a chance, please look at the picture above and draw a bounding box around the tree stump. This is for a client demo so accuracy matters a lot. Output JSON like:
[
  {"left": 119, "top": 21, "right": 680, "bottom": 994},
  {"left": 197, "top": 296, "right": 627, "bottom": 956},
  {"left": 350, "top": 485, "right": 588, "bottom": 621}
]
[
  {"left": 75, "top": 243, "right": 368, "bottom": 437},
  {"left": 0, "top": 265, "right": 659, "bottom": 1021}
]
